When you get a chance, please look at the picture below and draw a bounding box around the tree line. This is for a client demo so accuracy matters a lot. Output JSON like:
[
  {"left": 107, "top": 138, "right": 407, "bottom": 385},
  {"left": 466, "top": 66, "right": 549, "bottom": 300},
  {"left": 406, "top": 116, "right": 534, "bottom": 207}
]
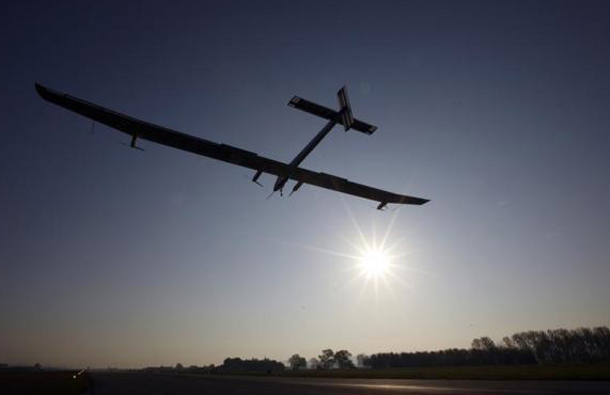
[
  {"left": 141, "top": 326, "right": 609, "bottom": 373},
  {"left": 288, "top": 349, "right": 356, "bottom": 370},
  {"left": 363, "top": 326, "right": 610, "bottom": 368},
  {"left": 219, "top": 357, "right": 285, "bottom": 373},
  {"left": 215, "top": 349, "right": 357, "bottom": 373}
]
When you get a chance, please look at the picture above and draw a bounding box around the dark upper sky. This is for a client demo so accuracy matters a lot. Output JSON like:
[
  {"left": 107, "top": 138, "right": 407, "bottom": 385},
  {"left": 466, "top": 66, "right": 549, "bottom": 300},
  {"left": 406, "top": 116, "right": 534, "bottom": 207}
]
[{"left": 1, "top": 0, "right": 609, "bottom": 368}]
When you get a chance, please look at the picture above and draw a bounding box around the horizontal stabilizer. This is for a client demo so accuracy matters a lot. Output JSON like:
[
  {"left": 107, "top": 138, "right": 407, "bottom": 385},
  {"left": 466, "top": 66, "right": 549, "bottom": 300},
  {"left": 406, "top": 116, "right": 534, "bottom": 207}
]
[{"left": 288, "top": 96, "right": 377, "bottom": 135}]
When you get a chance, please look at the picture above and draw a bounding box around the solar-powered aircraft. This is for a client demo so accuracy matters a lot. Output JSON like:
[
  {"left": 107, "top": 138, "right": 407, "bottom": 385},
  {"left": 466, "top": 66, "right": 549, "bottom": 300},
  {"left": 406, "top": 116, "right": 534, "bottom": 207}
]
[
  {"left": 35, "top": 83, "right": 429, "bottom": 210},
  {"left": 261, "top": 86, "right": 377, "bottom": 196}
]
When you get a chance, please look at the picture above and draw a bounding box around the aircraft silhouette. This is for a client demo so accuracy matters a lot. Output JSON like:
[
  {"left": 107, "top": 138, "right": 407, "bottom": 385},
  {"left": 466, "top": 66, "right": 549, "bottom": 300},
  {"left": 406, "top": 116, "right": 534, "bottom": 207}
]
[{"left": 35, "top": 84, "right": 428, "bottom": 210}]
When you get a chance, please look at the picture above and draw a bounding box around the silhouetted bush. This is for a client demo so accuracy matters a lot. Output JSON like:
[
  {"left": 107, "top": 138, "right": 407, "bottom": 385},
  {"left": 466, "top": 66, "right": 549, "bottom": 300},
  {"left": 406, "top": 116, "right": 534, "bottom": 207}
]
[{"left": 219, "top": 357, "right": 285, "bottom": 373}]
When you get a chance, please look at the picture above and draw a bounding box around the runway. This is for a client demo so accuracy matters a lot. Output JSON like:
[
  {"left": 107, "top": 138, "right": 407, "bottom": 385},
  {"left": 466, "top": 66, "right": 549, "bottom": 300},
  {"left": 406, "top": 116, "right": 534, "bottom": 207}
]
[{"left": 88, "top": 372, "right": 610, "bottom": 394}]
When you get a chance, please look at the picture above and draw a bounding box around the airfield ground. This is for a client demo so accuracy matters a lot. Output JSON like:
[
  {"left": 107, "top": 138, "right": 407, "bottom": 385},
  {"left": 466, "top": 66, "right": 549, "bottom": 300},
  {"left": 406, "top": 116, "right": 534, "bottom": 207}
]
[
  {"left": 90, "top": 371, "right": 610, "bottom": 394},
  {"left": 0, "top": 370, "right": 90, "bottom": 395},
  {"left": 271, "top": 363, "right": 610, "bottom": 380},
  {"left": 2, "top": 365, "right": 609, "bottom": 394}
]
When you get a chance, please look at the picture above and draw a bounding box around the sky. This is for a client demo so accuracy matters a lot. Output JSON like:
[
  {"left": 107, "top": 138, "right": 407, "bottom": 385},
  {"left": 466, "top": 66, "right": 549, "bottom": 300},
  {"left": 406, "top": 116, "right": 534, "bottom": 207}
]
[{"left": 1, "top": 0, "right": 609, "bottom": 369}]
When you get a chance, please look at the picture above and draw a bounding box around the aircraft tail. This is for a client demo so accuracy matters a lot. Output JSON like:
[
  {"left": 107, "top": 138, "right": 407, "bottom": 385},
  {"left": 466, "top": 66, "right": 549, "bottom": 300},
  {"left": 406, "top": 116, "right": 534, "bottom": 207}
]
[
  {"left": 288, "top": 86, "right": 377, "bottom": 135},
  {"left": 337, "top": 86, "right": 354, "bottom": 131}
]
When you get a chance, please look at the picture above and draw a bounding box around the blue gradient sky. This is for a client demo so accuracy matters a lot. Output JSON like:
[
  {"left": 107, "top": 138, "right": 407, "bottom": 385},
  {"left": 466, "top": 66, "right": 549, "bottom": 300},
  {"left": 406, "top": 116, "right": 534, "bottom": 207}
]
[{"left": 1, "top": 1, "right": 609, "bottom": 368}]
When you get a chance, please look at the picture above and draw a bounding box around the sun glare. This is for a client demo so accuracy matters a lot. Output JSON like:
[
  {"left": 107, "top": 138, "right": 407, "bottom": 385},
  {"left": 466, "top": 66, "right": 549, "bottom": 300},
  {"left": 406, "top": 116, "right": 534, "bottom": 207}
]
[
  {"left": 359, "top": 248, "right": 390, "bottom": 278},
  {"left": 276, "top": 202, "right": 419, "bottom": 298}
]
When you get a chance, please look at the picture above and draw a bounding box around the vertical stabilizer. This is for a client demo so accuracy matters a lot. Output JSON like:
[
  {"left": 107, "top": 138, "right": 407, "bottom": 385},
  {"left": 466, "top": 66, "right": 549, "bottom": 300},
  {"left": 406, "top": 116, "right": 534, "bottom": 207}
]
[{"left": 337, "top": 86, "right": 354, "bottom": 131}]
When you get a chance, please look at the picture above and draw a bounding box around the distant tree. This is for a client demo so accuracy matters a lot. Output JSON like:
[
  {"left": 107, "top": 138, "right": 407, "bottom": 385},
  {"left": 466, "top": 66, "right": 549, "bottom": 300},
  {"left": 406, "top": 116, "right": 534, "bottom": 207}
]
[
  {"left": 471, "top": 338, "right": 482, "bottom": 350},
  {"left": 471, "top": 336, "right": 499, "bottom": 364},
  {"left": 481, "top": 337, "right": 496, "bottom": 350},
  {"left": 308, "top": 358, "right": 320, "bottom": 370},
  {"left": 318, "top": 349, "right": 335, "bottom": 370},
  {"left": 34, "top": 363, "right": 41, "bottom": 370},
  {"left": 356, "top": 354, "right": 368, "bottom": 368},
  {"left": 471, "top": 337, "right": 496, "bottom": 351},
  {"left": 175, "top": 363, "right": 183, "bottom": 370},
  {"left": 512, "top": 331, "right": 544, "bottom": 363},
  {"left": 502, "top": 337, "right": 515, "bottom": 349},
  {"left": 334, "top": 350, "right": 355, "bottom": 369},
  {"left": 288, "top": 354, "right": 307, "bottom": 371}
]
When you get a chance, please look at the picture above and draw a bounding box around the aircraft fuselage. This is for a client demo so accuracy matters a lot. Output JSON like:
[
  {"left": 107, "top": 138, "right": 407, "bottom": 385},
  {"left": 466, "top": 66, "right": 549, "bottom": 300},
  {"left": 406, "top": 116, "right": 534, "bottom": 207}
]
[{"left": 273, "top": 119, "right": 337, "bottom": 193}]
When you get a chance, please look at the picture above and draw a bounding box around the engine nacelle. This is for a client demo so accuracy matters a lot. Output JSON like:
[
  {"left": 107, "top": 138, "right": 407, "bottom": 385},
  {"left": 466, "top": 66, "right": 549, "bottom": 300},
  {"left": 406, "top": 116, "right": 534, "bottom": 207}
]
[
  {"left": 252, "top": 170, "right": 263, "bottom": 186},
  {"left": 290, "top": 180, "right": 305, "bottom": 196}
]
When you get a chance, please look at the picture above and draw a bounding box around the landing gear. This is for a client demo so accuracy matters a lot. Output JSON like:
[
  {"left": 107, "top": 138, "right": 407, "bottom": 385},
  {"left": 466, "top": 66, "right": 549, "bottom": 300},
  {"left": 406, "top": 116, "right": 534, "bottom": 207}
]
[
  {"left": 130, "top": 134, "right": 144, "bottom": 151},
  {"left": 377, "top": 202, "right": 388, "bottom": 211}
]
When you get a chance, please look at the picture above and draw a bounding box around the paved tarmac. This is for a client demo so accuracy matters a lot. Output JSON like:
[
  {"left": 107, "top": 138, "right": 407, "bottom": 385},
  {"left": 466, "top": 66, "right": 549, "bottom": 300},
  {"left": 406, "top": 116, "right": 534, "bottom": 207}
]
[{"left": 88, "top": 372, "right": 610, "bottom": 394}]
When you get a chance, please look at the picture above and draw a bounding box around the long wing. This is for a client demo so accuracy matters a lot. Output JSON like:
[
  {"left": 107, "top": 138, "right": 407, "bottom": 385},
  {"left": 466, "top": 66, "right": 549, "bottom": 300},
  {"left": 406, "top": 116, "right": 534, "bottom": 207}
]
[
  {"left": 35, "top": 84, "right": 429, "bottom": 206},
  {"left": 288, "top": 96, "right": 377, "bottom": 135}
]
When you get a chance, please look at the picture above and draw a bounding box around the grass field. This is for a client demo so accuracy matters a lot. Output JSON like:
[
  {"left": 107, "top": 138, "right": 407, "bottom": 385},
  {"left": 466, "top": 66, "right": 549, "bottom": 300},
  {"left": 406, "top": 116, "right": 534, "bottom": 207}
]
[
  {"left": 271, "top": 364, "right": 610, "bottom": 380},
  {"left": 0, "top": 371, "right": 90, "bottom": 395}
]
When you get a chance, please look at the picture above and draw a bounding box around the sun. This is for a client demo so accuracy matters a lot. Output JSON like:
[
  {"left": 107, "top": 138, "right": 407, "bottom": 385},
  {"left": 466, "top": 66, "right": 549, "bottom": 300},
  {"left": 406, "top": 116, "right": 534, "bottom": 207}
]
[
  {"left": 272, "top": 202, "right": 419, "bottom": 298},
  {"left": 359, "top": 247, "right": 390, "bottom": 278}
]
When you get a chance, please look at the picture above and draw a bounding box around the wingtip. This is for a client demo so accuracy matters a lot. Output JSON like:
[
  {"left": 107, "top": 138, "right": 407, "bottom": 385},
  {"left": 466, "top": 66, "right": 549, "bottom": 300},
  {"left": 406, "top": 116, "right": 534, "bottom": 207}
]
[
  {"left": 287, "top": 96, "right": 300, "bottom": 107},
  {"left": 413, "top": 196, "right": 431, "bottom": 205},
  {"left": 401, "top": 196, "right": 430, "bottom": 205},
  {"left": 34, "top": 82, "right": 48, "bottom": 98}
]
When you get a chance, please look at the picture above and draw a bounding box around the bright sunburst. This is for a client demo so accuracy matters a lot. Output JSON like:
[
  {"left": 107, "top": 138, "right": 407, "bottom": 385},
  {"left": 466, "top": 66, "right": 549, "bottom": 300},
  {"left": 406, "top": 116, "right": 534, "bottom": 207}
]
[
  {"left": 359, "top": 247, "right": 390, "bottom": 279},
  {"left": 273, "top": 201, "right": 421, "bottom": 299}
]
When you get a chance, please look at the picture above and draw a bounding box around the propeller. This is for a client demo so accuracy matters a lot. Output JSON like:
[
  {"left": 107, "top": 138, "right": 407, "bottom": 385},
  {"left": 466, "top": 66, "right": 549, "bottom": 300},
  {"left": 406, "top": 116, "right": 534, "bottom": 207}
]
[{"left": 266, "top": 187, "right": 285, "bottom": 200}]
